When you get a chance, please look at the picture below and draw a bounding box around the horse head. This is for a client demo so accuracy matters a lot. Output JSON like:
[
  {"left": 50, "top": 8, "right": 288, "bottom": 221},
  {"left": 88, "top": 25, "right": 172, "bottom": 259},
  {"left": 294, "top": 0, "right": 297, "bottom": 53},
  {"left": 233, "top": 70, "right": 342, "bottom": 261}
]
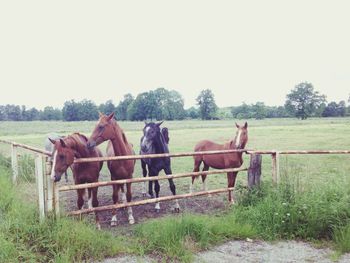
[
  {"left": 141, "top": 121, "right": 163, "bottom": 153},
  {"left": 234, "top": 122, "right": 248, "bottom": 149},
  {"left": 49, "top": 138, "right": 75, "bottom": 182},
  {"left": 87, "top": 112, "right": 116, "bottom": 149}
]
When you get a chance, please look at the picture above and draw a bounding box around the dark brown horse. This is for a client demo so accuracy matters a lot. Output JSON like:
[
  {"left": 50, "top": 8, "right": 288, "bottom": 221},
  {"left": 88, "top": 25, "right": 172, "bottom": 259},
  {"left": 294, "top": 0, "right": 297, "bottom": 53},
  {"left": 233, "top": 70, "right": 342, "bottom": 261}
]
[
  {"left": 87, "top": 112, "right": 135, "bottom": 226},
  {"left": 191, "top": 122, "right": 248, "bottom": 204},
  {"left": 49, "top": 133, "right": 103, "bottom": 228}
]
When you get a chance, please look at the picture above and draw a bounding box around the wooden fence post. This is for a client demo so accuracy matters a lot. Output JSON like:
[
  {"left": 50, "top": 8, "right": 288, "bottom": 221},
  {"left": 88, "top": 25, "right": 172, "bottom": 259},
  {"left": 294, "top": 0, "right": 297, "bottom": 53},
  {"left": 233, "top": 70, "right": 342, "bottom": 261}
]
[
  {"left": 248, "top": 154, "right": 262, "bottom": 188},
  {"left": 53, "top": 183, "right": 60, "bottom": 217},
  {"left": 35, "top": 155, "right": 45, "bottom": 221},
  {"left": 11, "top": 144, "right": 18, "bottom": 184},
  {"left": 271, "top": 151, "right": 280, "bottom": 185},
  {"left": 45, "top": 157, "right": 54, "bottom": 213}
]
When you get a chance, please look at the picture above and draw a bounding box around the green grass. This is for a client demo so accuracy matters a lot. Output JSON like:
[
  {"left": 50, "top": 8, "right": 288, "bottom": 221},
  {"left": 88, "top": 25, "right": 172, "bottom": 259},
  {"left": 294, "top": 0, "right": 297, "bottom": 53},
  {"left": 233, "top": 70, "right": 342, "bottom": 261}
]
[
  {"left": 135, "top": 213, "right": 256, "bottom": 262},
  {"left": 1, "top": 118, "right": 350, "bottom": 261},
  {"left": 0, "top": 156, "right": 133, "bottom": 262}
]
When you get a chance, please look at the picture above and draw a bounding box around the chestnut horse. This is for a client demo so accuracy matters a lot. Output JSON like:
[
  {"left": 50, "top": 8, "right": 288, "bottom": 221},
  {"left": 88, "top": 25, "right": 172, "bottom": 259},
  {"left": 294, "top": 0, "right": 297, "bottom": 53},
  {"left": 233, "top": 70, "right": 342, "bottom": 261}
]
[
  {"left": 190, "top": 122, "right": 248, "bottom": 204},
  {"left": 87, "top": 112, "right": 135, "bottom": 226},
  {"left": 49, "top": 133, "right": 103, "bottom": 228}
]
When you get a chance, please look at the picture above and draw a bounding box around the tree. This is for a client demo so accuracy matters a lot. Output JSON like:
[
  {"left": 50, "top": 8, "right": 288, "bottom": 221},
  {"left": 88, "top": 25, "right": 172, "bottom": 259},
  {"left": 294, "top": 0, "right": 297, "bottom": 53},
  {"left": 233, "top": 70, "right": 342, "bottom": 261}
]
[
  {"left": 79, "top": 100, "right": 98, "bottom": 120},
  {"left": 62, "top": 100, "right": 80, "bottom": 121},
  {"left": 4, "top": 104, "right": 22, "bottom": 121},
  {"left": 186, "top": 107, "right": 200, "bottom": 119},
  {"left": 251, "top": 102, "right": 268, "bottom": 120},
  {"left": 322, "top": 101, "right": 346, "bottom": 117},
  {"left": 196, "top": 89, "right": 218, "bottom": 120},
  {"left": 285, "top": 82, "right": 326, "bottom": 120},
  {"left": 127, "top": 92, "right": 149, "bottom": 121},
  {"left": 116, "top": 94, "right": 134, "bottom": 120},
  {"left": 99, "top": 100, "right": 116, "bottom": 115},
  {"left": 40, "top": 106, "right": 62, "bottom": 120}
]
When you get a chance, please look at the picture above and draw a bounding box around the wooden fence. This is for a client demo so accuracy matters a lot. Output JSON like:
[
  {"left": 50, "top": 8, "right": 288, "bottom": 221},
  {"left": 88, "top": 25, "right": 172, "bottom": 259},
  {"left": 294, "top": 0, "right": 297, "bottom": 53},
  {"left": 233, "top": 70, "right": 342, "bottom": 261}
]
[{"left": 1, "top": 138, "right": 350, "bottom": 222}]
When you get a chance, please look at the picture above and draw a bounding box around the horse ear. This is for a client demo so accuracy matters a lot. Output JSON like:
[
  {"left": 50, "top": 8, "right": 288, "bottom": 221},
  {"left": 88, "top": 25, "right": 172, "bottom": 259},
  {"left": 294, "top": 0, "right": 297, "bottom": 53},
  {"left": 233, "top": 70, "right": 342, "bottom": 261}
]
[
  {"left": 59, "top": 139, "right": 66, "bottom": 148},
  {"left": 235, "top": 122, "right": 239, "bottom": 129},
  {"left": 244, "top": 122, "right": 248, "bottom": 129},
  {"left": 156, "top": 121, "right": 164, "bottom": 127},
  {"left": 144, "top": 121, "right": 148, "bottom": 125},
  {"left": 49, "top": 138, "right": 56, "bottom": 145},
  {"left": 99, "top": 111, "right": 104, "bottom": 118},
  {"left": 107, "top": 112, "right": 115, "bottom": 121}
]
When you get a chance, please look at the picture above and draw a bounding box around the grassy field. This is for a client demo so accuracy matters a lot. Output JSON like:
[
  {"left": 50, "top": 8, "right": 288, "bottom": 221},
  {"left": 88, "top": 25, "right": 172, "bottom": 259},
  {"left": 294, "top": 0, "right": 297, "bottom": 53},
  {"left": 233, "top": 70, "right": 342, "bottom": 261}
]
[{"left": 0, "top": 118, "right": 350, "bottom": 262}]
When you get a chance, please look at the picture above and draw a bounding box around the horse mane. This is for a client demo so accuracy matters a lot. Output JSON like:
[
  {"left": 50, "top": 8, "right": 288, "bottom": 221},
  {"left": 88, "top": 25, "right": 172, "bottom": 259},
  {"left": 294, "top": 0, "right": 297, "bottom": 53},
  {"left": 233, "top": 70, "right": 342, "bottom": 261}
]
[
  {"left": 154, "top": 129, "right": 169, "bottom": 154},
  {"left": 64, "top": 133, "right": 91, "bottom": 157},
  {"left": 161, "top": 128, "right": 169, "bottom": 144}
]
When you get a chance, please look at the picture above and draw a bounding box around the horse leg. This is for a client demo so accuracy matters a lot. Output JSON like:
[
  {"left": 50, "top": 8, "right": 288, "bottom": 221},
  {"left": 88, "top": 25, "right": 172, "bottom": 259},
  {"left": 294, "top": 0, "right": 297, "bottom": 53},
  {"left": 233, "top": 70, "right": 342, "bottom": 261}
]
[
  {"left": 165, "top": 166, "right": 180, "bottom": 212},
  {"left": 227, "top": 172, "right": 238, "bottom": 204},
  {"left": 141, "top": 160, "right": 148, "bottom": 197},
  {"left": 91, "top": 187, "right": 100, "bottom": 229},
  {"left": 77, "top": 189, "right": 85, "bottom": 210},
  {"left": 87, "top": 188, "right": 93, "bottom": 209},
  {"left": 191, "top": 158, "right": 202, "bottom": 193},
  {"left": 126, "top": 183, "right": 135, "bottom": 225},
  {"left": 201, "top": 164, "right": 209, "bottom": 192},
  {"left": 154, "top": 179, "right": 161, "bottom": 212},
  {"left": 120, "top": 184, "right": 126, "bottom": 204},
  {"left": 148, "top": 180, "right": 154, "bottom": 198},
  {"left": 111, "top": 184, "right": 120, "bottom": 226}
]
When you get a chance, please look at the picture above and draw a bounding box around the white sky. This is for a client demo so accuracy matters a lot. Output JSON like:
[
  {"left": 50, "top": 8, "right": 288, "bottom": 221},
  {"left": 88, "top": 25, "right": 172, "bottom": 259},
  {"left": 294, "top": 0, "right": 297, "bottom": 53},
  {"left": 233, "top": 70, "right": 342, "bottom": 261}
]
[{"left": 0, "top": 0, "right": 349, "bottom": 110}]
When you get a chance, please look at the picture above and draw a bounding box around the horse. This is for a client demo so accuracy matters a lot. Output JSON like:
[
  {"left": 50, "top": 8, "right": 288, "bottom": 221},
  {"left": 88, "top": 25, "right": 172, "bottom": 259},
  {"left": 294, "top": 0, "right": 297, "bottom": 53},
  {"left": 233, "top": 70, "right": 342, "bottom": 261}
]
[
  {"left": 141, "top": 127, "right": 169, "bottom": 196},
  {"left": 190, "top": 122, "right": 248, "bottom": 204},
  {"left": 49, "top": 133, "right": 103, "bottom": 229},
  {"left": 45, "top": 133, "right": 68, "bottom": 182},
  {"left": 87, "top": 112, "right": 135, "bottom": 226},
  {"left": 140, "top": 122, "right": 180, "bottom": 212}
]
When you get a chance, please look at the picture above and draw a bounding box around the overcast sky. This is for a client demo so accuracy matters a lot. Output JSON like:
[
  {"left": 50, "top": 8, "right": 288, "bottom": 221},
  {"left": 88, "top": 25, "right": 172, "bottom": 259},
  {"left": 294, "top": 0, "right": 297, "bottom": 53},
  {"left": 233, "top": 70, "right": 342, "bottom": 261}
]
[{"left": 0, "top": 0, "right": 349, "bottom": 110}]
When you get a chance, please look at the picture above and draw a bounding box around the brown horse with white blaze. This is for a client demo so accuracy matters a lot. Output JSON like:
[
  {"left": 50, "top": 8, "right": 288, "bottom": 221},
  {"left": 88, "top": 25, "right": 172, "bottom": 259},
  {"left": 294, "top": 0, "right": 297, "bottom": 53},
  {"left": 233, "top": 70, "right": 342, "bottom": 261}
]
[
  {"left": 49, "top": 133, "right": 103, "bottom": 228},
  {"left": 191, "top": 122, "right": 248, "bottom": 204},
  {"left": 87, "top": 112, "right": 135, "bottom": 226}
]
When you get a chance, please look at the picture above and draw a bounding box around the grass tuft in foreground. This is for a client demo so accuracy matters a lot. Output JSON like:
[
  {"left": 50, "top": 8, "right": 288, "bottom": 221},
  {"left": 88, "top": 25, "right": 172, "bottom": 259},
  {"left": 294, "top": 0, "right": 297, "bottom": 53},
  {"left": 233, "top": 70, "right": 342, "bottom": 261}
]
[
  {"left": 134, "top": 213, "right": 256, "bottom": 262},
  {"left": 0, "top": 155, "right": 133, "bottom": 262}
]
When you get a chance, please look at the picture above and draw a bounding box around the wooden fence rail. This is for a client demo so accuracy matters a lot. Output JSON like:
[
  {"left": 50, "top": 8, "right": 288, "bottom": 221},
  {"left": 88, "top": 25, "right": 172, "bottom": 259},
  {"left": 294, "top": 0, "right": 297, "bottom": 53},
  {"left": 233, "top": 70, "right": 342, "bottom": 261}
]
[
  {"left": 1, "top": 138, "right": 350, "bottom": 221},
  {"left": 59, "top": 167, "right": 248, "bottom": 192},
  {"left": 67, "top": 187, "right": 235, "bottom": 216}
]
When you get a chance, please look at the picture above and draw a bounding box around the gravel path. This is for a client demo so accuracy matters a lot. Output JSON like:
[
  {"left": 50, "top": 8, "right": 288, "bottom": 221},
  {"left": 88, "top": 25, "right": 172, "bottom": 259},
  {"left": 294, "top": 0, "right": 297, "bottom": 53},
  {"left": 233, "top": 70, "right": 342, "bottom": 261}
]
[{"left": 102, "top": 240, "right": 350, "bottom": 263}]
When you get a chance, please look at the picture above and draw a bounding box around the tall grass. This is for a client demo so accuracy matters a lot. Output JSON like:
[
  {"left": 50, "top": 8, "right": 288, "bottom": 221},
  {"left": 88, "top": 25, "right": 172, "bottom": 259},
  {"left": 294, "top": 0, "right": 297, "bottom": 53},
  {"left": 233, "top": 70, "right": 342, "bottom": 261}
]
[
  {"left": 134, "top": 213, "right": 256, "bottom": 262},
  {"left": 0, "top": 155, "right": 133, "bottom": 262},
  {"left": 234, "top": 175, "right": 350, "bottom": 242}
]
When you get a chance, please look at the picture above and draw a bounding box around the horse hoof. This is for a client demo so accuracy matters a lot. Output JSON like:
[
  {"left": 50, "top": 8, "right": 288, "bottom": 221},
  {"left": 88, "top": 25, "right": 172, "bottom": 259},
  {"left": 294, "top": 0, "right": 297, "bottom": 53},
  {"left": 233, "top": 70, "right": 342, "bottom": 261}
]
[
  {"left": 96, "top": 223, "right": 101, "bottom": 230},
  {"left": 155, "top": 208, "right": 160, "bottom": 213},
  {"left": 174, "top": 207, "right": 180, "bottom": 213},
  {"left": 110, "top": 221, "right": 117, "bottom": 227},
  {"left": 142, "top": 193, "right": 147, "bottom": 197},
  {"left": 229, "top": 201, "right": 235, "bottom": 206},
  {"left": 129, "top": 218, "right": 135, "bottom": 225}
]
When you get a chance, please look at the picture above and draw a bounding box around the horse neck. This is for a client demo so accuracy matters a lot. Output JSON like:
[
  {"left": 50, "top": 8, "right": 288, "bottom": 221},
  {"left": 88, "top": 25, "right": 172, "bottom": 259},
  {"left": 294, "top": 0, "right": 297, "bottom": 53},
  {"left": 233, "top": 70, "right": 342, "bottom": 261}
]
[
  {"left": 154, "top": 132, "right": 168, "bottom": 154},
  {"left": 66, "top": 134, "right": 90, "bottom": 158},
  {"left": 109, "top": 121, "right": 129, "bottom": 156}
]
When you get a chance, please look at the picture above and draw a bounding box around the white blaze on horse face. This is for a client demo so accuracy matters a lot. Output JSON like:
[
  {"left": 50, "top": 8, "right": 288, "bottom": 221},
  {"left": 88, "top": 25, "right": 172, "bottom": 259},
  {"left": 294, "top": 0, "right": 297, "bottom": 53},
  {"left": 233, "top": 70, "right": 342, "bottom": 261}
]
[
  {"left": 235, "top": 129, "right": 242, "bottom": 148},
  {"left": 142, "top": 127, "right": 150, "bottom": 143},
  {"left": 50, "top": 150, "right": 57, "bottom": 180}
]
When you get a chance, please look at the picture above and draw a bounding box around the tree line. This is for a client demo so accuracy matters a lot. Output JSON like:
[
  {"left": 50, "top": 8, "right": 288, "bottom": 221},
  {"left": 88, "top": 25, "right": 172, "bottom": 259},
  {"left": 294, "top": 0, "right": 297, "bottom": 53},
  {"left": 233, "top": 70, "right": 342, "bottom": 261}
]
[{"left": 0, "top": 83, "right": 349, "bottom": 121}]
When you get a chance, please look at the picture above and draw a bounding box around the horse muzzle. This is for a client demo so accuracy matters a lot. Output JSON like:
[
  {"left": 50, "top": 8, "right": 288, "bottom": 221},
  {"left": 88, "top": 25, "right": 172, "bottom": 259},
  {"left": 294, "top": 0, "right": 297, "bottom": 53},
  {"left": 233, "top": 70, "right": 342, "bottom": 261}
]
[
  {"left": 52, "top": 173, "right": 62, "bottom": 182},
  {"left": 87, "top": 140, "right": 96, "bottom": 149}
]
